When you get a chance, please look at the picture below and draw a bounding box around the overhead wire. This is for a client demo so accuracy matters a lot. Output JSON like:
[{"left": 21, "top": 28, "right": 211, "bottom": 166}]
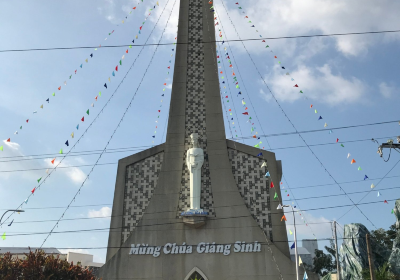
[
  {"left": 1, "top": 29, "right": 400, "bottom": 53},
  {"left": 0, "top": 134, "right": 395, "bottom": 165},
  {"left": 0, "top": 5, "right": 179, "bottom": 228},
  {"left": 337, "top": 157, "right": 400, "bottom": 222},
  {"left": 214, "top": 7, "right": 319, "bottom": 240},
  {"left": 38, "top": 0, "right": 179, "bottom": 248},
  {"left": 218, "top": 0, "right": 381, "bottom": 230}
]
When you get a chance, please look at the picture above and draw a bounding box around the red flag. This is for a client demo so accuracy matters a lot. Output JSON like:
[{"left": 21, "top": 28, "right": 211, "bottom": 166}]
[
  {"left": 168, "top": 66, "right": 170, "bottom": 69},
  {"left": 351, "top": 159, "right": 356, "bottom": 164},
  {"left": 384, "top": 200, "right": 388, "bottom": 204},
  {"left": 58, "top": 86, "right": 61, "bottom": 90},
  {"left": 6, "top": 138, "right": 10, "bottom": 142},
  {"left": 163, "top": 83, "right": 167, "bottom": 85},
  {"left": 294, "top": 84, "right": 299, "bottom": 87},
  {"left": 95, "top": 96, "right": 98, "bottom": 101},
  {"left": 133, "top": 7, "right": 136, "bottom": 9},
  {"left": 26, "top": 119, "right": 29, "bottom": 123},
  {"left": 336, "top": 138, "right": 339, "bottom": 143},
  {"left": 81, "top": 117, "right": 84, "bottom": 122},
  {"left": 51, "top": 158, "right": 55, "bottom": 164},
  {"left": 242, "top": 112, "right": 249, "bottom": 115},
  {"left": 115, "top": 66, "right": 118, "bottom": 71},
  {"left": 158, "top": 110, "right": 161, "bottom": 112},
  {"left": 270, "top": 181, "right": 274, "bottom": 188},
  {"left": 281, "top": 215, "right": 287, "bottom": 222},
  {"left": 126, "top": 49, "right": 128, "bottom": 53},
  {"left": 252, "top": 135, "right": 257, "bottom": 138},
  {"left": 31, "top": 187, "right": 36, "bottom": 194}
]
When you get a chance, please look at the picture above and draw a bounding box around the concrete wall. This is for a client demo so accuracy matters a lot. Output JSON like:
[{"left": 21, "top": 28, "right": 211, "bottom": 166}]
[{"left": 100, "top": 0, "right": 318, "bottom": 279}]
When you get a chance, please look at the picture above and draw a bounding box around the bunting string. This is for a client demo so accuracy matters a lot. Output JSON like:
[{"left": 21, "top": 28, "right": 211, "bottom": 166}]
[
  {"left": 1, "top": 1, "right": 167, "bottom": 231},
  {"left": 231, "top": 1, "right": 395, "bottom": 210},
  {"left": 218, "top": 0, "right": 379, "bottom": 229},
  {"left": 0, "top": 1, "right": 149, "bottom": 155},
  {"left": 39, "top": 0, "right": 177, "bottom": 248}
]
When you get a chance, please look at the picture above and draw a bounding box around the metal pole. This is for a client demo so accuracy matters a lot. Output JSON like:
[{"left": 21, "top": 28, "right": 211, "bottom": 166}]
[
  {"left": 366, "top": 234, "right": 376, "bottom": 280},
  {"left": 333, "top": 221, "right": 341, "bottom": 280},
  {"left": 293, "top": 206, "right": 299, "bottom": 280}
]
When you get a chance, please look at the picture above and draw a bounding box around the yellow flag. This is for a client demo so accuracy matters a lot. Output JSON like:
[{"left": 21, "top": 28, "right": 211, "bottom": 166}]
[
  {"left": 85, "top": 59, "right": 88, "bottom": 63},
  {"left": 40, "top": 104, "right": 43, "bottom": 109},
  {"left": 299, "top": 256, "right": 303, "bottom": 266},
  {"left": 289, "top": 229, "right": 293, "bottom": 235},
  {"left": 71, "top": 132, "right": 74, "bottom": 138}
]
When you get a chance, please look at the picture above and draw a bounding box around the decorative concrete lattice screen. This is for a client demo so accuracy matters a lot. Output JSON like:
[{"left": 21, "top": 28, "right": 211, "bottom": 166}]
[
  {"left": 177, "top": 0, "right": 215, "bottom": 217},
  {"left": 121, "top": 152, "right": 164, "bottom": 243},
  {"left": 228, "top": 149, "right": 273, "bottom": 241}
]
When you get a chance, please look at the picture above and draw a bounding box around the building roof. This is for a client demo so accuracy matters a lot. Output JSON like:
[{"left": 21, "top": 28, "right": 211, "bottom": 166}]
[
  {"left": 0, "top": 247, "right": 64, "bottom": 255},
  {"left": 290, "top": 247, "right": 311, "bottom": 255}
]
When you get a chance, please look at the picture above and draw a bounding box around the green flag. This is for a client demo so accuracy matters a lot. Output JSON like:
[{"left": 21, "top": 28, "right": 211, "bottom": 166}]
[
  {"left": 1, "top": 233, "right": 5, "bottom": 240},
  {"left": 99, "top": 92, "right": 101, "bottom": 96},
  {"left": 52, "top": 93, "right": 55, "bottom": 96},
  {"left": 59, "top": 149, "right": 63, "bottom": 154},
  {"left": 86, "top": 109, "right": 89, "bottom": 115},
  {"left": 0, "top": 146, "right": 3, "bottom": 151},
  {"left": 37, "top": 177, "right": 42, "bottom": 183},
  {"left": 274, "top": 192, "right": 278, "bottom": 200}
]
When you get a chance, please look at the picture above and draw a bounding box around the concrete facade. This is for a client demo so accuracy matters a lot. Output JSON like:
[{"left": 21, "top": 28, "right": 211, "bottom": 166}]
[{"left": 99, "top": 0, "right": 318, "bottom": 279}]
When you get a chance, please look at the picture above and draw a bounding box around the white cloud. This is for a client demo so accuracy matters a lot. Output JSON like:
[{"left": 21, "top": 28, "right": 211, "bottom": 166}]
[
  {"left": 284, "top": 208, "right": 333, "bottom": 238},
  {"left": 379, "top": 82, "right": 396, "bottom": 99},
  {"left": 214, "top": 0, "right": 400, "bottom": 57},
  {"left": 2, "top": 140, "right": 20, "bottom": 150},
  {"left": 88, "top": 207, "right": 112, "bottom": 218},
  {"left": 264, "top": 64, "right": 365, "bottom": 106},
  {"left": 65, "top": 167, "right": 86, "bottom": 184}
]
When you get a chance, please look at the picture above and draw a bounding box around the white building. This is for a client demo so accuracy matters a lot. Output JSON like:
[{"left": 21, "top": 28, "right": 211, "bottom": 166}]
[{"left": 67, "top": 252, "right": 103, "bottom": 268}]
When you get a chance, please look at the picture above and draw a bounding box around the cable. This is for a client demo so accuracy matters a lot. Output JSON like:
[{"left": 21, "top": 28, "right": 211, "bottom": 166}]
[
  {"left": 218, "top": 0, "right": 379, "bottom": 230},
  {"left": 214, "top": 7, "right": 317, "bottom": 241},
  {"left": 1, "top": 30, "right": 400, "bottom": 53},
  {"left": 0, "top": 0, "right": 175, "bottom": 228},
  {"left": 0, "top": 134, "right": 395, "bottom": 164},
  {"left": 39, "top": 0, "right": 179, "bottom": 248},
  {"left": 7, "top": 199, "right": 398, "bottom": 236},
  {"left": 337, "top": 157, "right": 400, "bottom": 222}
]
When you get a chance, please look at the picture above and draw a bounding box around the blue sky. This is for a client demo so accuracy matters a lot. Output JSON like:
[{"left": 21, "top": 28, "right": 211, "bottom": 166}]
[{"left": 0, "top": 0, "right": 399, "bottom": 263}]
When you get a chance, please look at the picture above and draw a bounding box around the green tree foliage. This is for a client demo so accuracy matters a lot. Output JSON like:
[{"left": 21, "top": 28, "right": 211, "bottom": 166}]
[
  {"left": 371, "top": 224, "right": 397, "bottom": 250},
  {"left": 307, "top": 241, "right": 337, "bottom": 277},
  {"left": 362, "top": 262, "right": 400, "bottom": 280},
  {"left": 0, "top": 250, "right": 99, "bottom": 280}
]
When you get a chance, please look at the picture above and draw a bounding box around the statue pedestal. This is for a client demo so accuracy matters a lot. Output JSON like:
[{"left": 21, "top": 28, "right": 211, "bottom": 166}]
[
  {"left": 182, "top": 215, "right": 207, "bottom": 228},
  {"left": 181, "top": 210, "right": 208, "bottom": 228}
]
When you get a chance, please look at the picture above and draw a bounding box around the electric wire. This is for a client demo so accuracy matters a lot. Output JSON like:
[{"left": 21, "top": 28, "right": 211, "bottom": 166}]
[
  {"left": 0, "top": 134, "right": 395, "bottom": 165},
  {"left": 214, "top": 7, "right": 318, "bottom": 241},
  {"left": 218, "top": 0, "right": 379, "bottom": 230},
  {"left": 1, "top": 29, "right": 400, "bottom": 53},
  {"left": 337, "top": 157, "right": 400, "bottom": 222},
  {"left": 0, "top": 0, "right": 177, "bottom": 228},
  {"left": 39, "top": 0, "right": 178, "bottom": 248}
]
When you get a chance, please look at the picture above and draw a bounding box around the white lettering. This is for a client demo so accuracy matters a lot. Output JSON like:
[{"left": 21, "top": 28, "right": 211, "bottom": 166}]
[
  {"left": 197, "top": 242, "right": 206, "bottom": 253},
  {"left": 179, "top": 243, "right": 187, "bottom": 254},
  {"left": 153, "top": 246, "right": 161, "bottom": 257},
  {"left": 223, "top": 244, "right": 231, "bottom": 256},
  {"left": 129, "top": 244, "right": 139, "bottom": 255},
  {"left": 253, "top": 241, "right": 261, "bottom": 252},
  {"left": 171, "top": 243, "right": 179, "bottom": 254},
  {"left": 209, "top": 242, "right": 216, "bottom": 253},
  {"left": 164, "top": 243, "right": 172, "bottom": 255},
  {"left": 233, "top": 241, "right": 241, "bottom": 253},
  {"left": 186, "top": 245, "right": 193, "bottom": 254}
]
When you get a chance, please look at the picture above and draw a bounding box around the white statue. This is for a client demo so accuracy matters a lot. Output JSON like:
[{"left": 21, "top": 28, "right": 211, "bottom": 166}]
[{"left": 186, "top": 133, "right": 204, "bottom": 211}]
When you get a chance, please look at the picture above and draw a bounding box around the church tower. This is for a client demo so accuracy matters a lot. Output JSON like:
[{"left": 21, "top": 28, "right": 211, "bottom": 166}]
[{"left": 99, "top": 0, "right": 316, "bottom": 279}]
